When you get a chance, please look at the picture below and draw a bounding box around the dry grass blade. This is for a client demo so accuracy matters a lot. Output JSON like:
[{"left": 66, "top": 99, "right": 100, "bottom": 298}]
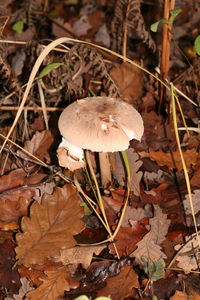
[
  {"left": 170, "top": 83, "right": 200, "bottom": 253},
  {"left": 37, "top": 81, "right": 49, "bottom": 130}
]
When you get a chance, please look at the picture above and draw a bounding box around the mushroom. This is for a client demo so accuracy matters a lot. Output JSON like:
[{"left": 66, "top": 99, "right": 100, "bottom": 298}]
[{"left": 57, "top": 96, "right": 144, "bottom": 186}]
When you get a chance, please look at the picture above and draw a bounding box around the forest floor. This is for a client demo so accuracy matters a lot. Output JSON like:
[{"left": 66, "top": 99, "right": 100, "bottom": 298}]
[{"left": 0, "top": 0, "right": 200, "bottom": 299}]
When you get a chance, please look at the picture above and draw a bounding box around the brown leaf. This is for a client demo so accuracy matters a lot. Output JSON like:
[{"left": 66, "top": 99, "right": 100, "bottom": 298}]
[
  {"left": 56, "top": 245, "right": 105, "bottom": 269},
  {"left": 27, "top": 266, "right": 79, "bottom": 300},
  {"left": 0, "top": 239, "right": 21, "bottom": 294},
  {"left": 121, "top": 205, "right": 152, "bottom": 227},
  {"left": 109, "top": 224, "right": 148, "bottom": 257},
  {"left": 15, "top": 184, "right": 85, "bottom": 266},
  {"left": 174, "top": 234, "right": 200, "bottom": 273},
  {"left": 9, "top": 278, "right": 34, "bottom": 300},
  {"left": 52, "top": 18, "right": 74, "bottom": 38},
  {"left": 17, "top": 130, "right": 53, "bottom": 164},
  {"left": 96, "top": 265, "right": 139, "bottom": 300},
  {"left": 149, "top": 148, "right": 198, "bottom": 171},
  {"left": 169, "top": 291, "right": 188, "bottom": 300},
  {"left": 132, "top": 235, "right": 167, "bottom": 266},
  {"left": 0, "top": 169, "right": 26, "bottom": 193},
  {"left": 0, "top": 169, "right": 47, "bottom": 222},
  {"left": 0, "top": 189, "right": 36, "bottom": 222},
  {"left": 110, "top": 62, "right": 143, "bottom": 104},
  {"left": 183, "top": 189, "right": 200, "bottom": 226},
  {"left": 191, "top": 153, "right": 200, "bottom": 187},
  {"left": 131, "top": 205, "right": 170, "bottom": 266}
]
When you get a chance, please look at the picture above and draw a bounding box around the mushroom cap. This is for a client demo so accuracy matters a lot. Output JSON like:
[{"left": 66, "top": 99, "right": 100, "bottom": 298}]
[{"left": 58, "top": 97, "right": 144, "bottom": 152}]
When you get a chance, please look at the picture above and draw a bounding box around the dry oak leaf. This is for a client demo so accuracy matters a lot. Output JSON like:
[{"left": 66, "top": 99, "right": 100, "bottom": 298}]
[
  {"left": 169, "top": 290, "right": 200, "bottom": 300},
  {"left": 183, "top": 189, "right": 200, "bottom": 216},
  {"left": 16, "top": 130, "right": 53, "bottom": 164},
  {"left": 131, "top": 205, "right": 170, "bottom": 266},
  {"left": 149, "top": 148, "right": 198, "bottom": 171},
  {"left": 121, "top": 204, "right": 152, "bottom": 227},
  {"left": 110, "top": 62, "right": 143, "bottom": 104},
  {"left": 0, "top": 169, "right": 47, "bottom": 222},
  {"left": 55, "top": 245, "right": 105, "bottom": 269},
  {"left": 109, "top": 224, "right": 148, "bottom": 257},
  {"left": 96, "top": 265, "right": 139, "bottom": 300},
  {"left": 131, "top": 235, "right": 166, "bottom": 266},
  {"left": 27, "top": 266, "right": 79, "bottom": 300},
  {"left": 174, "top": 234, "right": 200, "bottom": 273},
  {"left": 5, "top": 277, "right": 34, "bottom": 300},
  {"left": 15, "top": 184, "right": 85, "bottom": 267}
]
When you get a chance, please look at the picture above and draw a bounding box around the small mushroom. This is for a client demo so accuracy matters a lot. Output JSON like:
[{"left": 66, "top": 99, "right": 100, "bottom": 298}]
[{"left": 57, "top": 96, "right": 144, "bottom": 186}]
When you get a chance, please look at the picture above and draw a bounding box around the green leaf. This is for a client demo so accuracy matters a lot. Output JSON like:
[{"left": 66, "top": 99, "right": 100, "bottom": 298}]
[
  {"left": 150, "top": 18, "right": 168, "bottom": 32},
  {"left": 169, "top": 9, "right": 181, "bottom": 24},
  {"left": 194, "top": 35, "right": 200, "bottom": 55},
  {"left": 170, "top": 9, "right": 181, "bottom": 18},
  {"left": 144, "top": 261, "right": 165, "bottom": 282},
  {"left": 12, "top": 20, "right": 25, "bottom": 34},
  {"left": 80, "top": 202, "right": 92, "bottom": 216},
  {"left": 38, "top": 62, "right": 63, "bottom": 79}
]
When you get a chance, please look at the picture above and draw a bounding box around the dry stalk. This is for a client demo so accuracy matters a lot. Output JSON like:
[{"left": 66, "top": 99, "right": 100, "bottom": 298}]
[{"left": 159, "top": 0, "right": 175, "bottom": 113}]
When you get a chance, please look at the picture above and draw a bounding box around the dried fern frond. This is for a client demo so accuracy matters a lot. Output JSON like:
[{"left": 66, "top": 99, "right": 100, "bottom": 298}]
[
  {"left": 11, "top": 0, "right": 43, "bottom": 28},
  {"left": 111, "top": 0, "right": 156, "bottom": 53},
  {"left": 68, "top": 44, "right": 121, "bottom": 98},
  {"left": 0, "top": 44, "right": 21, "bottom": 101},
  {"left": 37, "top": 43, "right": 121, "bottom": 99}
]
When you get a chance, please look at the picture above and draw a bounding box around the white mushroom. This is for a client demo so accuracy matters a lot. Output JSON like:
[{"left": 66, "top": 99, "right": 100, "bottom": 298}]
[{"left": 57, "top": 96, "right": 144, "bottom": 185}]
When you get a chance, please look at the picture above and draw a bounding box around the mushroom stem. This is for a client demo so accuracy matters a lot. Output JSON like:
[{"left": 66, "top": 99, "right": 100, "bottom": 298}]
[{"left": 99, "top": 152, "right": 112, "bottom": 187}]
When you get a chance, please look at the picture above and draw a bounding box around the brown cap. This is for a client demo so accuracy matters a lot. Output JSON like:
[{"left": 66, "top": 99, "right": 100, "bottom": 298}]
[{"left": 58, "top": 97, "right": 144, "bottom": 152}]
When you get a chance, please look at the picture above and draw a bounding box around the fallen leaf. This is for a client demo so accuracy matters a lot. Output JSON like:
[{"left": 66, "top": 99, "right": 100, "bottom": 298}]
[
  {"left": 96, "top": 265, "right": 139, "bottom": 300},
  {"left": 15, "top": 184, "right": 85, "bottom": 266},
  {"left": 55, "top": 245, "right": 105, "bottom": 269},
  {"left": 52, "top": 18, "right": 74, "bottom": 38},
  {"left": 27, "top": 266, "right": 79, "bottom": 300},
  {"left": 152, "top": 273, "right": 182, "bottom": 299},
  {"left": 95, "top": 24, "right": 110, "bottom": 47},
  {"left": 110, "top": 62, "right": 143, "bottom": 104},
  {"left": 183, "top": 189, "right": 200, "bottom": 216},
  {"left": 113, "top": 149, "right": 143, "bottom": 196},
  {"left": 109, "top": 224, "right": 148, "bottom": 257},
  {"left": 16, "top": 130, "right": 53, "bottom": 164},
  {"left": 191, "top": 154, "right": 200, "bottom": 187},
  {"left": 0, "top": 189, "right": 36, "bottom": 222},
  {"left": 72, "top": 15, "right": 92, "bottom": 37},
  {"left": 149, "top": 205, "right": 171, "bottom": 245},
  {"left": 0, "top": 169, "right": 27, "bottom": 193},
  {"left": 131, "top": 205, "right": 170, "bottom": 266},
  {"left": 121, "top": 204, "right": 152, "bottom": 227},
  {"left": 33, "top": 181, "right": 56, "bottom": 204},
  {"left": 149, "top": 148, "right": 198, "bottom": 171},
  {"left": 169, "top": 290, "right": 188, "bottom": 300},
  {"left": 131, "top": 236, "right": 167, "bottom": 265},
  {"left": 0, "top": 239, "right": 21, "bottom": 295},
  {"left": 5, "top": 277, "right": 34, "bottom": 300},
  {"left": 0, "top": 169, "right": 47, "bottom": 222},
  {"left": 86, "top": 11, "right": 104, "bottom": 38},
  {"left": 174, "top": 234, "right": 200, "bottom": 273}
]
